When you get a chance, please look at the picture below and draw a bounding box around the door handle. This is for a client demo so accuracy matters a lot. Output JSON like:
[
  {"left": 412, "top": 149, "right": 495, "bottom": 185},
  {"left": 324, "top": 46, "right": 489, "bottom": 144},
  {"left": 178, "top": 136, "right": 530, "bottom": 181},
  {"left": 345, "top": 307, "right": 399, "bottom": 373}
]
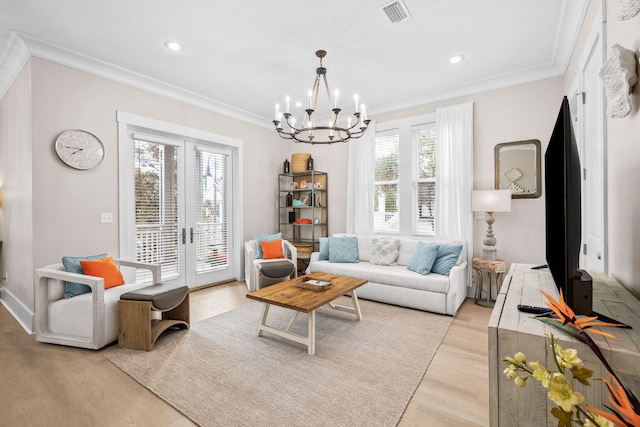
[
  {"left": 181, "top": 228, "right": 186, "bottom": 244},
  {"left": 190, "top": 227, "right": 194, "bottom": 244}
]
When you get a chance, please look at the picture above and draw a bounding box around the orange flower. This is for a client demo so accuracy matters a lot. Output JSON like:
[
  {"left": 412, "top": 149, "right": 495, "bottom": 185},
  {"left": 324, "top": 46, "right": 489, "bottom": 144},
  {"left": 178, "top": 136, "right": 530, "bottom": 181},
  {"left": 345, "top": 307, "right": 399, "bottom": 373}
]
[
  {"left": 584, "top": 375, "right": 640, "bottom": 427},
  {"left": 540, "top": 289, "right": 623, "bottom": 340}
]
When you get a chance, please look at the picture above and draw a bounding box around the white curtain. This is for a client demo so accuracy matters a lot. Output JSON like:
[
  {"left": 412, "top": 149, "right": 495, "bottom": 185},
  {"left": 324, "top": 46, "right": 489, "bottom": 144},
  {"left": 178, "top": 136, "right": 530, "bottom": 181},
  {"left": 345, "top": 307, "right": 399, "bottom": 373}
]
[
  {"left": 435, "top": 103, "right": 474, "bottom": 284},
  {"left": 346, "top": 121, "right": 376, "bottom": 235}
]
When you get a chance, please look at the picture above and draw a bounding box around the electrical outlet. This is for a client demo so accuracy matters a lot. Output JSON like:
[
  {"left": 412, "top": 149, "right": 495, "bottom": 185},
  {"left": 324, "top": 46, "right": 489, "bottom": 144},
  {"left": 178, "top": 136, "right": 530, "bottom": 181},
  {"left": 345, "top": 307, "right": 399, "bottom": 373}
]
[
  {"left": 100, "top": 212, "right": 113, "bottom": 224},
  {"left": 474, "top": 211, "right": 486, "bottom": 219}
]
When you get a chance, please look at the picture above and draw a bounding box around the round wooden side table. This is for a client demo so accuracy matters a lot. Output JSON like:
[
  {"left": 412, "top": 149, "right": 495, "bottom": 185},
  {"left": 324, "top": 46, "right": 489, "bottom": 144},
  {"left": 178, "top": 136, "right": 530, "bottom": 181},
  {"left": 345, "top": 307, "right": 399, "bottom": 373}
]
[{"left": 473, "top": 257, "right": 507, "bottom": 305}]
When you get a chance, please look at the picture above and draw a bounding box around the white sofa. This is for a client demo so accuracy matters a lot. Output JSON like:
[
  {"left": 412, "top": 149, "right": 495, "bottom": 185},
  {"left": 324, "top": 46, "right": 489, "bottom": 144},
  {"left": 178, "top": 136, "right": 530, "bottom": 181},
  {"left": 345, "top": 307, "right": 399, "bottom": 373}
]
[
  {"left": 308, "top": 236, "right": 468, "bottom": 315},
  {"left": 35, "top": 259, "right": 161, "bottom": 350}
]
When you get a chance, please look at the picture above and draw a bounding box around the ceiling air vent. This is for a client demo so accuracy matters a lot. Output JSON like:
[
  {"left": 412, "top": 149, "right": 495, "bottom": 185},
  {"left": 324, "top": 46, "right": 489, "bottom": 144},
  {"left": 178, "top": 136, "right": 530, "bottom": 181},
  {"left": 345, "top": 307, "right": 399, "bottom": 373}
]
[{"left": 380, "top": 0, "right": 412, "bottom": 24}]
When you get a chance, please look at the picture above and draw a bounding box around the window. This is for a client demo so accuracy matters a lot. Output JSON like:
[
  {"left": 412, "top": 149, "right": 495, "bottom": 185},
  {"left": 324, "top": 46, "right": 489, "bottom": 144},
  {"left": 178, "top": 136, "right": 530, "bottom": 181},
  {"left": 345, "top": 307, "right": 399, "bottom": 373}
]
[{"left": 373, "top": 114, "right": 436, "bottom": 236}]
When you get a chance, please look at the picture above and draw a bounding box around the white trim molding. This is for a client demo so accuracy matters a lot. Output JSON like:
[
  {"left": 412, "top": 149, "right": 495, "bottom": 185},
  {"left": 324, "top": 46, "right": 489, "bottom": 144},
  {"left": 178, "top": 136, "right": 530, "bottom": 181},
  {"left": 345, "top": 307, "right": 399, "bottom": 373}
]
[
  {"left": 0, "top": 32, "right": 30, "bottom": 100},
  {"left": 0, "top": 286, "right": 35, "bottom": 334}
]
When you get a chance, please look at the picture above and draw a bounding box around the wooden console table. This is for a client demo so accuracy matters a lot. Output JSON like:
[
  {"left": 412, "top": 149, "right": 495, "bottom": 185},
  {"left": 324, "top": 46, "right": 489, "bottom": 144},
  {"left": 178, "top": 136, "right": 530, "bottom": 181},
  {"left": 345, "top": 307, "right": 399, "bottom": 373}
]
[{"left": 488, "top": 263, "right": 640, "bottom": 426}]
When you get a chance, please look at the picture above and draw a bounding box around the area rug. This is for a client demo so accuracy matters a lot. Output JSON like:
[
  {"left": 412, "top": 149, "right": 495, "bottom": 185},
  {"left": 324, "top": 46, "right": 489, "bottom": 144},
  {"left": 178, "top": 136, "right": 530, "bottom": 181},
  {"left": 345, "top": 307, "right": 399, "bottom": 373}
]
[{"left": 104, "top": 297, "right": 453, "bottom": 427}]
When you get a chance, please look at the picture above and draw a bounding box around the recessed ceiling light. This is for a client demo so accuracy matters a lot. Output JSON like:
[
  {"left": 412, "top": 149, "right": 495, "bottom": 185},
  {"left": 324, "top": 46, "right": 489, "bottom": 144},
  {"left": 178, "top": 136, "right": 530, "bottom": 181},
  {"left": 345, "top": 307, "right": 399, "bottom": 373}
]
[
  {"left": 450, "top": 54, "right": 465, "bottom": 64},
  {"left": 164, "top": 41, "right": 183, "bottom": 52}
]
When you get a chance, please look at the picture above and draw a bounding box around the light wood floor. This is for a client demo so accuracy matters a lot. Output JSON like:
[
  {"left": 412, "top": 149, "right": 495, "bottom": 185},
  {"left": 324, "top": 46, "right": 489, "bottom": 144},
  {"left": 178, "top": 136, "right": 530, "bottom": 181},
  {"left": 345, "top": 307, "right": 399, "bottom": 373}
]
[{"left": 0, "top": 282, "right": 492, "bottom": 426}]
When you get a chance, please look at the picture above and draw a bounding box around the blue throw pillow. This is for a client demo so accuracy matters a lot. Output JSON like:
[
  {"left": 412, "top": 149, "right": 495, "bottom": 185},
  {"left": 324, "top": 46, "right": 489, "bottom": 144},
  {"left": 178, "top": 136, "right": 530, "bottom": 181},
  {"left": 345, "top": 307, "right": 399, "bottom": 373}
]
[
  {"left": 254, "top": 233, "right": 282, "bottom": 259},
  {"left": 406, "top": 242, "right": 440, "bottom": 275},
  {"left": 431, "top": 244, "right": 463, "bottom": 276},
  {"left": 328, "top": 236, "right": 359, "bottom": 263},
  {"left": 318, "top": 237, "right": 330, "bottom": 260},
  {"left": 62, "top": 253, "right": 108, "bottom": 298}
]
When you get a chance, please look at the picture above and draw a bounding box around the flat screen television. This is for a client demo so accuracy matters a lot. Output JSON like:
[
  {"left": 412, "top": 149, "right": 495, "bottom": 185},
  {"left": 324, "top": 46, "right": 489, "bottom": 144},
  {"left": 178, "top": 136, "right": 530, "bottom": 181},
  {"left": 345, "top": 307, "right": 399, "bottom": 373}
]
[{"left": 544, "top": 96, "right": 593, "bottom": 314}]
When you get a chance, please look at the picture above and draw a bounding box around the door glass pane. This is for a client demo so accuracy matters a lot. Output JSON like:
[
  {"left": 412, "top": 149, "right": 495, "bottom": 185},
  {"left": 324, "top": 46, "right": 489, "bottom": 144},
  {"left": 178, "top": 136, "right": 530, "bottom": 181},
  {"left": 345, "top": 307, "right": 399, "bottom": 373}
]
[
  {"left": 134, "top": 139, "right": 180, "bottom": 282},
  {"left": 197, "top": 150, "right": 229, "bottom": 272}
]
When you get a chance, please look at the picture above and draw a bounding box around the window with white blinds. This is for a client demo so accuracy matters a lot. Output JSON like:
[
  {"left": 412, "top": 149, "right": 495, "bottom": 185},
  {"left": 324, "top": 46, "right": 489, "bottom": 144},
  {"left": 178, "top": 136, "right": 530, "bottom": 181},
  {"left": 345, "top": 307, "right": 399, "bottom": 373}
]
[
  {"left": 374, "top": 132, "right": 400, "bottom": 232},
  {"left": 134, "top": 138, "right": 180, "bottom": 282},
  {"left": 373, "top": 114, "right": 437, "bottom": 236},
  {"left": 195, "top": 149, "right": 229, "bottom": 272},
  {"left": 415, "top": 124, "right": 437, "bottom": 235}
]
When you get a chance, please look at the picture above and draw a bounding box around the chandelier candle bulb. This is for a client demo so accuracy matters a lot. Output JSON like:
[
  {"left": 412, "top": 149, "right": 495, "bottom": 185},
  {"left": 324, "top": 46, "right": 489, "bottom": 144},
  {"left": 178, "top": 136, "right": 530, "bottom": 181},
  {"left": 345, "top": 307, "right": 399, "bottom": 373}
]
[
  {"left": 285, "top": 96, "right": 290, "bottom": 113},
  {"left": 354, "top": 94, "right": 359, "bottom": 112},
  {"left": 275, "top": 104, "right": 280, "bottom": 120},
  {"left": 308, "top": 90, "right": 313, "bottom": 109},
  {"left": 334, "top": 90, "right": 339, "bottom": 108}
]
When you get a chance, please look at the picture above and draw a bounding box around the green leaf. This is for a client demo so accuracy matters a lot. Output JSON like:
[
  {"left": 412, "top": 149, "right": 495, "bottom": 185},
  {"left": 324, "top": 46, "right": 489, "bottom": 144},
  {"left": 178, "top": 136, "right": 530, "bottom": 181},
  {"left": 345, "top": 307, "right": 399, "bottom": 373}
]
[
  {"left": 571, "top": 367, "right": 593, "bottom": 386},
  {"left": 550, "top": 407, "right": 573, "bottom": 427}
]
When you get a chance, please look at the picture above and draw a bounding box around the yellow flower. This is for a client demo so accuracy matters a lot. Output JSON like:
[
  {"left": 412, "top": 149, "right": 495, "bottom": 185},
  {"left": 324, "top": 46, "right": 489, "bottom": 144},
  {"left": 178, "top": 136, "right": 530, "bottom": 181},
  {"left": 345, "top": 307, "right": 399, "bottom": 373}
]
[
  {"left": 530, "top": 362, "right": 551, "bottom": 388},
  {"left": 554, "top": 343, "right": 583, "bottom": 369},
  {"left": 514, "top": 376, "right": 527, "bottom": 388},
  {"left": 504, "top": 364, "right": 518, "bottom": 380},
  {"left": 547, "top": 373, "right": 585, "bottom": 413},
  {"left": 514, "top": 352, "right": 527, "bottom": 364},
  {"left": 582, "top": 413, "right": 615, "bottom": 427}
]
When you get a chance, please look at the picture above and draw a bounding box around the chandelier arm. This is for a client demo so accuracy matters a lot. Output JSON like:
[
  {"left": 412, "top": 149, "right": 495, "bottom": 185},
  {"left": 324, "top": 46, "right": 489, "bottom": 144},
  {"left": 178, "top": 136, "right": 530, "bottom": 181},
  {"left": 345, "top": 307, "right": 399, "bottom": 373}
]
[{"left": 273, "top": 49, "right": 371, "bottom": 144}]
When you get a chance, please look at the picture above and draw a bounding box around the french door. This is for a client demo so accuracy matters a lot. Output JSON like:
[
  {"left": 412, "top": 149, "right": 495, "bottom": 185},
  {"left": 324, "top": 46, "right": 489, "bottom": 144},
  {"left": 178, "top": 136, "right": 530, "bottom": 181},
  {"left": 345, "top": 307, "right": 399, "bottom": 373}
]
[{"left": 130, "top": 135, "right": 234, "bottom": 288}]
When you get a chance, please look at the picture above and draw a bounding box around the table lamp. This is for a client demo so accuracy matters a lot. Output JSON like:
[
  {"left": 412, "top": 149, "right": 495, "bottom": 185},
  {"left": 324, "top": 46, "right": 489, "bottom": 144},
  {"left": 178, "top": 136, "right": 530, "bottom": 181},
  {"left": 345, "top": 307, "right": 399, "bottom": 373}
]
[{"left": 472, "top": 190, "right": 511, "bottom": 261}]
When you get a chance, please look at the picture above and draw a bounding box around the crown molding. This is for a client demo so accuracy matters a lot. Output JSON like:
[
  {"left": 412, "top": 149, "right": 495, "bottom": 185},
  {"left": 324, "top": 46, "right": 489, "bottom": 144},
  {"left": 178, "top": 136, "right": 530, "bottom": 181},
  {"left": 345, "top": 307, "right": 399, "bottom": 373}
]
[
  {"left": 0, "top": 32, "right": 30, "bottom": 100},
  {"left": 0, "top": 32, "right": 270, "bottom": 129}
]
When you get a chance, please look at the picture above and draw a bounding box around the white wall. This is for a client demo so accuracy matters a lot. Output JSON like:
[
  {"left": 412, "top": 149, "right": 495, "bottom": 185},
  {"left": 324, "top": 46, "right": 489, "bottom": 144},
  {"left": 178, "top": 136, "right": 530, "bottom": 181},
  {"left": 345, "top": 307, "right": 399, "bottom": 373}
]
[
  {"left": 601, "top": 0, "right": 640, "bottom": 297},
  {"left": 375, "top": 77, "right": 564, "bottom": 268}
]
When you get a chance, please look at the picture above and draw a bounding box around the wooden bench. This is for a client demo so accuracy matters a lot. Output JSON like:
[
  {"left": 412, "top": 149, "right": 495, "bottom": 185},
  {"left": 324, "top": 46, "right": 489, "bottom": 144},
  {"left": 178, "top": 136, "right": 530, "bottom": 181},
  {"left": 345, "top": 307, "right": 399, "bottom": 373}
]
[{"left": 118, "top": 282, "right": 190, "bottom": 351}]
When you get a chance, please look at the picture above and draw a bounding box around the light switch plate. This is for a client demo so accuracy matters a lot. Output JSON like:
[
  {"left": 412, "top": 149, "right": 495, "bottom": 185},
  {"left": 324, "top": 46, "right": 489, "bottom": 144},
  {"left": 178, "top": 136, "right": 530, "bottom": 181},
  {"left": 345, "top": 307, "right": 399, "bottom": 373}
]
[{"left": 100, "top": 212, "right": 113, "bottom": 223}]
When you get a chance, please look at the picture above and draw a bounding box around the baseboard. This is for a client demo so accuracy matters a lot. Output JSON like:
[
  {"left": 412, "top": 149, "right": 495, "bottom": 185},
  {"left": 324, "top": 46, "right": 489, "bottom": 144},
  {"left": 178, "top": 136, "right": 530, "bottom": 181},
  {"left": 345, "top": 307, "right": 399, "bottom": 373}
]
[{"left": 0, "top": 286, "right": 35, "bottom": 334}]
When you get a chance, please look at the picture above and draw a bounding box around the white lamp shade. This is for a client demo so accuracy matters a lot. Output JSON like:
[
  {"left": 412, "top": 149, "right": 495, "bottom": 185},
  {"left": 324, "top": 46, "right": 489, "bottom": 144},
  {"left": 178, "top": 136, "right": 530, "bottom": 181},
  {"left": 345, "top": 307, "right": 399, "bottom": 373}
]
[{"left": 472, "top": 190, "right": 512, "bottom": 212}]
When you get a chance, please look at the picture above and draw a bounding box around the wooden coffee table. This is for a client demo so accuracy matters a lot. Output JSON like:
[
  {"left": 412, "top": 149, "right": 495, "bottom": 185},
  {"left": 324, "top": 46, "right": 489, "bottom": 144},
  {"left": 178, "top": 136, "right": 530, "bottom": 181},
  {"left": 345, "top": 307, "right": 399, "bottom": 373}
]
[{"left": 246, "top": 273, "right": 367, "bottom": 355}]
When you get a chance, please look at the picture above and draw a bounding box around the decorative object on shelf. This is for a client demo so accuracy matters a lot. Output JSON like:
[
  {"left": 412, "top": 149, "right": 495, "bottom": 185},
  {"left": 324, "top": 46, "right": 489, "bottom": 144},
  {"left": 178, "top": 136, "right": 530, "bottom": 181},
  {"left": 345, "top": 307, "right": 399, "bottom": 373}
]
[
  {"left": 273, "top": 50, "right": 371, "bottom": 144},
  {"left": 618, "top": 0, "right": 640, "bottom": 20},
  {"left": 291, "top": 153, "right": 311, "bottom": 172},
  {"left": 600, "top": 43, "right": 638, "bottom": 118},
  {"left": 495, "top": 139, "right": 541, "bottom": 198},
  {"left": 286, "top": 192, "right": 293, "bottom": 207},
  {"left": 314, "top": 181, "right": 323, "bottom": 189},
  {"left": 472, "top": 190, "right": 511, "bottom": 261},
  {"left": 293, "top": 196, "right": 308, "bottom": 207},
  {"left": 54, "top": 129, "right": 105, "bottom": 170},
  {"left": 502, "top": 290, "right": 638, "bottom": 427},
  {"left": 283, "top": 158, "right": 290, "bottom": 173},
  {"left": 309, "top": 192, "right": 316, "bottom": 206},
  {"left": 307, "top": 156, "right": 314, "bottom": 170},
  {"left": 288, "top": 212, "right": 296, "bottom": 223},
  {"left": 299, "top": 179, "right": 308, "bottom": 189},
  {"left": 288, "top": 182, "right": 299, "bottom": 190},
  {"left": 294, "top": 219, "right": 312, "bottom": 224}
]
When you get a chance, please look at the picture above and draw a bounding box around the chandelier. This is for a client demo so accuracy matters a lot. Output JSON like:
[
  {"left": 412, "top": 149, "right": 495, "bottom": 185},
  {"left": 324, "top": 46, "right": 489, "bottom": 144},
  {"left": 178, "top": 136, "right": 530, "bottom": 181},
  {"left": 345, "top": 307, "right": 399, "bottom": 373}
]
[{"left": 273, "top": 50, "right": 371, "bottom": 144}]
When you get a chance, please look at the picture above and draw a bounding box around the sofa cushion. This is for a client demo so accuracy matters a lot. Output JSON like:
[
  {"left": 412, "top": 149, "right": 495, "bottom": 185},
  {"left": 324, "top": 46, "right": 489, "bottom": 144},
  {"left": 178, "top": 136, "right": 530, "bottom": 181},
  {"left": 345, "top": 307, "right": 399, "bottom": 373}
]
[
  {"left": 254, "top": 233, "right": 282, "bottom": 259},
  {"left": 431, "top": 244, "right": 463, "bottom": 276},
  {"left": 406, "top": 241, "right": 439, "bottom": 275},
  {"left": 62, "top": 253, "right": 108, "bottom": 298},
  {"left": 79, "top": 256, "right": 126, "bottom": 289},
  {"left": 318, "top": 237, "right": 330, "bottom": 260},
  {"left": 329, "top": 236, "right": 359, "bottom": 263},
  {"left": 310, "top": 260, "right": 450, "bottom": 294},
  {"left": 48, "top": 281, "right": 149, "bottom": 341},
  {"left": 369, "top": 238, "right": 400, "bottom": 266},
  {"left": 260, "top": 239, "right": 284, "bottom": 260}
]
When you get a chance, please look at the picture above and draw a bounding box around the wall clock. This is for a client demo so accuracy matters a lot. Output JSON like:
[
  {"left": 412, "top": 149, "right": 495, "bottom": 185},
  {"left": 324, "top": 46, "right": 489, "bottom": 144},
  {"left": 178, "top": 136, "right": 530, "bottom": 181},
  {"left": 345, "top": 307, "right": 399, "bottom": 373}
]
[{"left": 54, "top": 130, "right": 105, "bottom": 170}]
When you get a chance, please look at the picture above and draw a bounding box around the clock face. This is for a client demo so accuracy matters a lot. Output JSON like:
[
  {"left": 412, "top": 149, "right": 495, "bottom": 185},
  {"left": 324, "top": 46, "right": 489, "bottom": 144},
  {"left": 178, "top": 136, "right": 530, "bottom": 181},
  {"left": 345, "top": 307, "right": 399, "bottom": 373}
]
[{"left": 54, "top": 130, "right": 105, "bottom": 170}]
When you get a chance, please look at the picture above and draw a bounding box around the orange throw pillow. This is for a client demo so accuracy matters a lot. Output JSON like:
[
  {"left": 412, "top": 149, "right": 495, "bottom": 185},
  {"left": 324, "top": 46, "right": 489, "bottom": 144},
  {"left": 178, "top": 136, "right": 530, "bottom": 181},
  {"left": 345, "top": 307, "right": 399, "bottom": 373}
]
[
  {"left": 260, "top": 239, "right": 284, "bottom": 260},
  {"left": 79, "top": 256, "right": 125, "bottom": 289}
]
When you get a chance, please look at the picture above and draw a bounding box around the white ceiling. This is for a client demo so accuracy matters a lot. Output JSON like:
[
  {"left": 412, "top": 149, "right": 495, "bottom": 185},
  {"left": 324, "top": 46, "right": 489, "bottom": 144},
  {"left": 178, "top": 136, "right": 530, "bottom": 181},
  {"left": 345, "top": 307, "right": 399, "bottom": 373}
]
[{"left": 0, "top": 0, "right": 588, "bottom": 127}]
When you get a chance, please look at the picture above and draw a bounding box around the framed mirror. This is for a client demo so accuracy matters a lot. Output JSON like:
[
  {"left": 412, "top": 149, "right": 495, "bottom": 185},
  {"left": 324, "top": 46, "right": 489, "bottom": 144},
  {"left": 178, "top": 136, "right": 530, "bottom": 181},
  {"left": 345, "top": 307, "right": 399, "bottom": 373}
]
[{"left": 495, "top": 139, "right": 541, "bottom": 199}]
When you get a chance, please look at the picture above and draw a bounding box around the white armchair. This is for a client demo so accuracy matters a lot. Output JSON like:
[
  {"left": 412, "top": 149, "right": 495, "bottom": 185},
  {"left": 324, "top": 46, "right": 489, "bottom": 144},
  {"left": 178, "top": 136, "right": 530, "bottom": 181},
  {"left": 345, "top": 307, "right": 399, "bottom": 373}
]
[
  {"left": 35, "top": 259, "right": 161, "bottom": 350},
  {"left": 244, "top": 239, "right": 297, "bottom": 291}
]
